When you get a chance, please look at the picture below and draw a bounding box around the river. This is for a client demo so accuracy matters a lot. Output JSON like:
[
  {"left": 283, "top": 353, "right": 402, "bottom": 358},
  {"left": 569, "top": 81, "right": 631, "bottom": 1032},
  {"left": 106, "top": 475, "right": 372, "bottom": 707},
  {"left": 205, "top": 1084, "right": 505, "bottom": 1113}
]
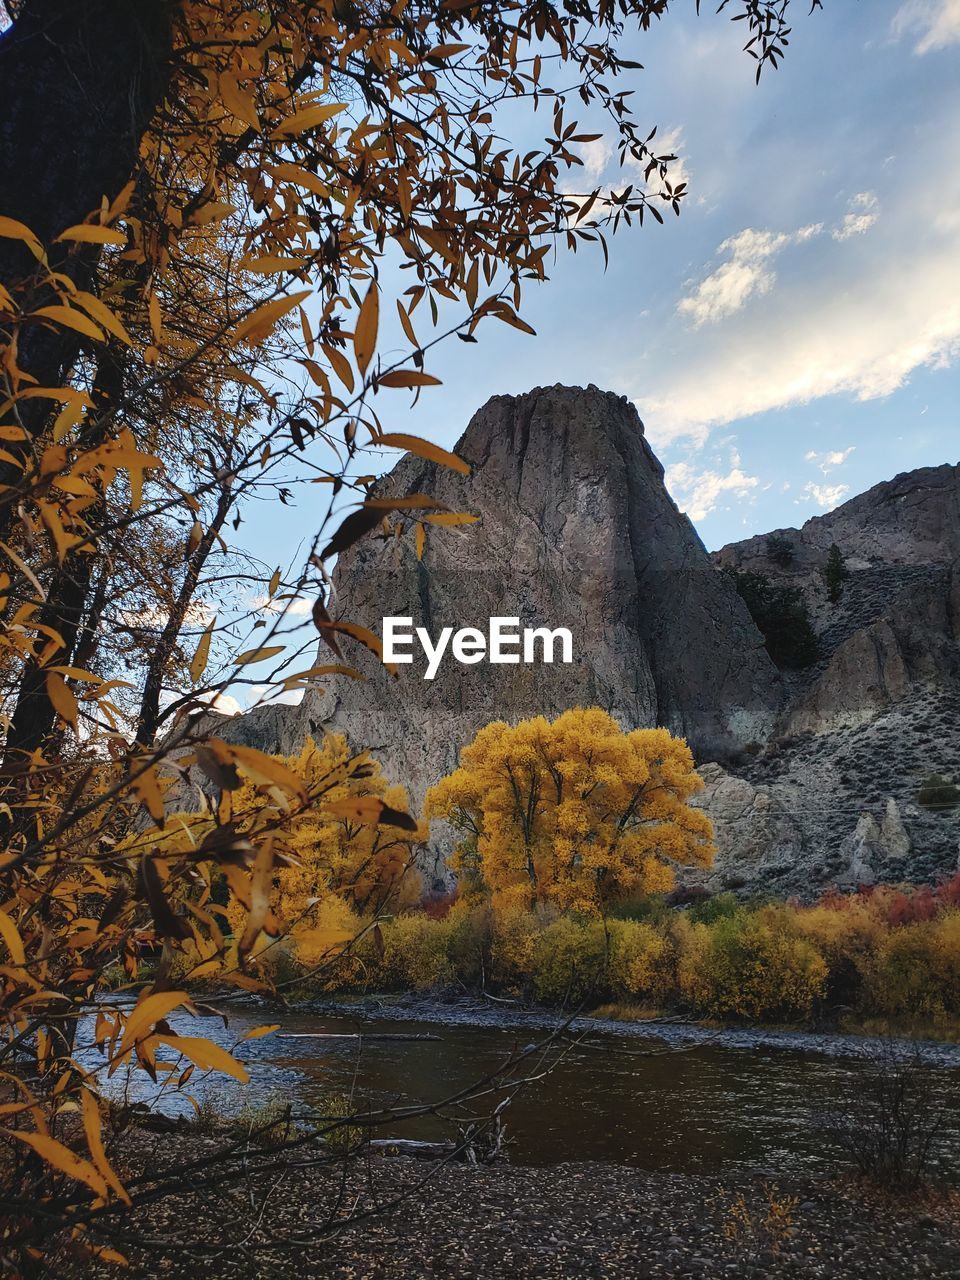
[{"left": 82, "top": 998, "right": 960, "bottom": 1181}]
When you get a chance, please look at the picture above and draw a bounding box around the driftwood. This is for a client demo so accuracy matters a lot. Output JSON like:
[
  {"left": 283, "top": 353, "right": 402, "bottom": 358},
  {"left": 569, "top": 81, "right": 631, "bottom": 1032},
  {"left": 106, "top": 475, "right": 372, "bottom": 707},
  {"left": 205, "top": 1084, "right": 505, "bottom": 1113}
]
[
  {"left": 368, "top": 1137, "right": 459, "bottom": 1160},
  {"left": 276, "top": 1032, "right": 441, "bottom": 1042}
]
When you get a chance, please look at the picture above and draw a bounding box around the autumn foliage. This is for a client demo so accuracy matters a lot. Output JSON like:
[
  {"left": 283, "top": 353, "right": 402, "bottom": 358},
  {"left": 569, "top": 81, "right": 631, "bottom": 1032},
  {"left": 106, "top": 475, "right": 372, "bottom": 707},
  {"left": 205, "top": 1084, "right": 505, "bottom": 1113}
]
[
  {"left": 0, "top": 0, "right": 813, "bottom": 1269},
  {"left": 425, "top": 708, "right": 715, "bottom": 915}
]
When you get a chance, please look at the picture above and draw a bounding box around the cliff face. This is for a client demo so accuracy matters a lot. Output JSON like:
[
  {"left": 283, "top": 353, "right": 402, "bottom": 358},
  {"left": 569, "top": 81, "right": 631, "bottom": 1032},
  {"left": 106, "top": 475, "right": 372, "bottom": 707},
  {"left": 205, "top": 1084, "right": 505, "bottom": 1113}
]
[
  {"left": 714, "top": 464, "right": 960, "bottom": 573},
  {"left": 234, "top": 385, "right": 780, "bottom": 810},
  {"left": 223, "top": 389, "right": 960, "bottom": 896}
]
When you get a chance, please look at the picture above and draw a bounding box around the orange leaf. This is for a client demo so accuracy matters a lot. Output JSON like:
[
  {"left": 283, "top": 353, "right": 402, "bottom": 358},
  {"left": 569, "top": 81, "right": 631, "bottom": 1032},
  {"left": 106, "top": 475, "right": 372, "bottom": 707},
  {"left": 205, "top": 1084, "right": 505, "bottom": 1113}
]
[
  {"left": 10, "top": 1131, "right": 108, "bottom": 1197},
  {"left": 373, "top": 433, "right": 470, "bottom": 476},
  {"left": 46, "top": 673, "right": 78, "bottom": 731},
  {"left": 353, "top": 282, "right": 379, "bottom": 377}
]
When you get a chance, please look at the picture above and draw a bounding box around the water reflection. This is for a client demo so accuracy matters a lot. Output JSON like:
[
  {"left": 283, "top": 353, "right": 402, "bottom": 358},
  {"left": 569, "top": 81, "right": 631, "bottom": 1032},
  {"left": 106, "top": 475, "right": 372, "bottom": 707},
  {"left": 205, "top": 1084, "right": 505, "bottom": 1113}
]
[{"left": 78, "top": 1004, "right": 960, "bottom": 1179}]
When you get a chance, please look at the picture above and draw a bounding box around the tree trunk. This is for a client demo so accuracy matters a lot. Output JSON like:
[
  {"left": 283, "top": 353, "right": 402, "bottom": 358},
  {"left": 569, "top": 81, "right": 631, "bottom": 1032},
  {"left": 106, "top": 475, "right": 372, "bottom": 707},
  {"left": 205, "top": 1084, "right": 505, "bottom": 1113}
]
[
  {"left": 136, "top": 479, "right": 234, "bottom": 746},
  {"left": 0, "top": 0, "right": 174, "bottom": 508}
]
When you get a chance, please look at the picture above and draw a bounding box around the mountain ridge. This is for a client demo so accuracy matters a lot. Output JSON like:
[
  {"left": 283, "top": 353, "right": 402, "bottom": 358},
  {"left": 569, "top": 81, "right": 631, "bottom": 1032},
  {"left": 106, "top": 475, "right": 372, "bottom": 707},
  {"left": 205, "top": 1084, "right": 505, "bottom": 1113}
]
[{"left": 217, "top": 387, "right": 960, "bottom": 896}]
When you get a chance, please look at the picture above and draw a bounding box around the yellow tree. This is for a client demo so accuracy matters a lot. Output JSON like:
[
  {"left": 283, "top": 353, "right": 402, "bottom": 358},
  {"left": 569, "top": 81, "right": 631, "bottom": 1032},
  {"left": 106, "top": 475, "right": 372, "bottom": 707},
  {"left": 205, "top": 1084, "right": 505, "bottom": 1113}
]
[
  {"left": 219, "top": 734, "right": 425, "bottom": 964},
  {"left": 426, "top": 708, "right": 715, "bottom": 916},
  {"left": 0, "top": 1, "right": 812, "bottom": 1267}
]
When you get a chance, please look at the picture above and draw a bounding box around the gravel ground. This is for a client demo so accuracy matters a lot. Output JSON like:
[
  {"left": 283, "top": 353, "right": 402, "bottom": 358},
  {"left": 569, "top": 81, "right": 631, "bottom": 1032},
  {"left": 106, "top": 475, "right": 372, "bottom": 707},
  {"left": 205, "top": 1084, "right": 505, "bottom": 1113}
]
[{"left": 61, "top": 1133, "right": 960, "bottom": 1279}]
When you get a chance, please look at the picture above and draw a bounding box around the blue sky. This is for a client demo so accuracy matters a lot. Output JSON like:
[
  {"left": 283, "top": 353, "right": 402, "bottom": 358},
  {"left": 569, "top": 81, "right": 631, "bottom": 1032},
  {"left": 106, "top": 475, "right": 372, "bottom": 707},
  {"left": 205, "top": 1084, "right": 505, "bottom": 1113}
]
[{"left": 234, "top": 0, "right": 959, "bottom": 588}]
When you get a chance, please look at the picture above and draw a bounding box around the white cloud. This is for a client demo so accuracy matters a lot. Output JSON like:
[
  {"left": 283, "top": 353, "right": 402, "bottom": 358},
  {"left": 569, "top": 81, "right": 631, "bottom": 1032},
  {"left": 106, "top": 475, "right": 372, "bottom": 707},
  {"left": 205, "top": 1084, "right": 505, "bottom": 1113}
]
[
  {"left": 118, "top": 601, "right": 214, "bottom": 630},
  {"left": 635, "top": 162, "right": 960, "bottom": 445},
  {"left": 677, "top": 223, "right": 822, "bottom": 328},
  {"left": 197, "top": 690, "right": 243, "bottom": 717},
  {"left": 806, "top": 446, "right": 855, "bottom": 474},
  {"left": 251, "top": 594, "right": 313, "bottom": 617},
  {"left": 892, "top": 0, "right": 960, "bottom": 53},
  {"left": 799, "top": 482, "right": 850, "bottom": 509},
  {"left": 246, "top": 684, "right": 306, "bottom": 708},
  {"left": 665, "top": 453, "right": 759, "bottom": 522},
  {"left": 832, "top": 192, "right": 879, "bottom": 241}
]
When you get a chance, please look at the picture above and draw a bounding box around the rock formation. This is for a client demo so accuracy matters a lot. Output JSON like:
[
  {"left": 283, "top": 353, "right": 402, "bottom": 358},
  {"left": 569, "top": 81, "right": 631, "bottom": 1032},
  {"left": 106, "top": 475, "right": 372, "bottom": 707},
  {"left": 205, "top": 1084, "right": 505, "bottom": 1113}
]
[{"left": 217, "top": 388, "right": 960, "bottom": 896}]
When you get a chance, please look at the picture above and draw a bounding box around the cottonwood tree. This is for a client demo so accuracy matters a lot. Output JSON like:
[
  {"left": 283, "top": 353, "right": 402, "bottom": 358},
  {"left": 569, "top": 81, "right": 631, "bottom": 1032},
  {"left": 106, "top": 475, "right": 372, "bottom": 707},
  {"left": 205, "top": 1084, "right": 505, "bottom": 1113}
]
[
  {"left": 0, "top": 0, "right": 813, "bottom": 1269},
  {"left": 426, "top": 708, "right": 715, "bottom": 915}
]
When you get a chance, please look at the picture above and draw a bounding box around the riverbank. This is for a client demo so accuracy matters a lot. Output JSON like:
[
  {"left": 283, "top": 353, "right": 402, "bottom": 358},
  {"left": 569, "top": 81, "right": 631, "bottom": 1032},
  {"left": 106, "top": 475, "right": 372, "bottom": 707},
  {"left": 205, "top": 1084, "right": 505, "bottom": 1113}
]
[
  {"left": 66, "top": 1133, "right": 960, "bottom": 1278},
  {"left": 297, "top": 992, "right": 960, "bottom": 1067}
]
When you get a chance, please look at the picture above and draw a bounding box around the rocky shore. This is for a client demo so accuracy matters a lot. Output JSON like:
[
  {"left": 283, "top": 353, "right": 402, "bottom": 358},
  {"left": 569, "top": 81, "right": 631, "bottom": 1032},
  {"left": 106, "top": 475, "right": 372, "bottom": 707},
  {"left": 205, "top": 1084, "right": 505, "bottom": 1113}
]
[{"left": 66, "top": 1135, "right": 960, "bottom": 1278}]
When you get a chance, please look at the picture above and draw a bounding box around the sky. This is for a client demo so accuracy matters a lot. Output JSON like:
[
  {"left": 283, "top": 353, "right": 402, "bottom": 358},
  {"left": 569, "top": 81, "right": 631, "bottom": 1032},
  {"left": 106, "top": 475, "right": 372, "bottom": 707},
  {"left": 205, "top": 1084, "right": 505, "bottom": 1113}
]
[
  {"left": 5, "top": 0, "right": 958, "bottom": 713},
  {"left": 233, "top": 0, "right": 960, "bottom": 580}
]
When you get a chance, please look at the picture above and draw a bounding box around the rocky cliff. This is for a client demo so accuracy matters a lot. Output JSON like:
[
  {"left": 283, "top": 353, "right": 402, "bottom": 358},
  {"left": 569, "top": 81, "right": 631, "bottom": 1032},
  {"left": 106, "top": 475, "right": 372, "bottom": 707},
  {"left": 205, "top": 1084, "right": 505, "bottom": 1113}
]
[{"left": 222, "top": 390, "right": 960, "bottom": 897}]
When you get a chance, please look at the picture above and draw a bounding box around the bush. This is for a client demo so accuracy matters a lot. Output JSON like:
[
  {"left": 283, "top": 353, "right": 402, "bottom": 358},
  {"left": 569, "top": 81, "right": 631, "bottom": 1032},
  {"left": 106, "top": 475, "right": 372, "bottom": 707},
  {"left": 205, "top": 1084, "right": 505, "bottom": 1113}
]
[
  {"left": 677, "top": 909, "right": 828, "bottom": 1021},
  {"left": 608, "top": 892, "right": 670, "bottom": 924},
  {"left": 824, "top": 1044, "right": 949, "bottom": 1191},
  {"left": 609, "top": 920, "right": 673, "bottom": 1003},
  {"left": 489, "top": 907, "right": 545, "bottom": 994},
  {"left": 869, "top": 916, "right": 960, "bottom": 1019},
  {"left": 916, "top": 773, "right": 960, "bottom": 812},
  {"left": 687, "top": 891, "right": 740, "bottom": 925},
  {"left": 375, "top": 914, "right": 454, "bottom": 990},
  {"left": 531, "top": 916, "right": 608, "bottom": 1004},
  {"left": 729, "top": 570, "right": 819, "bottom": 669}
]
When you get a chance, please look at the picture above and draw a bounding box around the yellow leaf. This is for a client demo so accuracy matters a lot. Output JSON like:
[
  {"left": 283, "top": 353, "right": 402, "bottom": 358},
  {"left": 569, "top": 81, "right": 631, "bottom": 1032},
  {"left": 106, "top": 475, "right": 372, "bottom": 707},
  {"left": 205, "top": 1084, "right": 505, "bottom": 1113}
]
[
  {"left": 235, "top": 644, "right": 285, "bottom": 665},
  {"left": 226, "top": 744, "right": 307, "bottom": 799},
  {"left": 73, "top": 291, "right": 133, "bottom": 346},
  {"left": 46, "top": 673, "right": 78, "bottom": 731},
  {"left": 242, "top": 1024, "right": 281, "bottom": 1041},
  {"left": 239, "top": 838, "right": 275, "bottom": 958},
  {"left": 55, "top": 224, "right": 126, "bottom": 246},
  {"left": 354, "top": 281, "right": 379, "bottom": 377},
  {"left": 378, "top": 370, "right": 441, "bottom": 389},
  {"left": 10, "top": 1131, "right": 108, "bottom": 1197},
  {"left": 0, "top": 216, "right": 42, "bottom": 252},
  {"left": 415, "top": 522, "right": 426, "bottom": 561},
  {"left": 119, "top": 990, "right": 190, "bottom": 1053},
  {"left": 0, "top": 910, "right": 26, "bottom": 966},
  {"left": 32, "top": 305, "right": 105, "bottom": 342},
  {"left": 270, "top": 102, "right": 348, "bottom": 137},
  {"left": 232, "top": 291, "right": 311, "bottom": 345},
  {"left": 326, "top": 795, "right": 385, "bottom": 824},
  {"left": 155, "top": 1034, "right": 249, "bottom": 1083},
  {"left": 81, "top": 1091, "right": 130, "bottom": 1204},
  {"left": 373, "top": 433, "right": 470, "bottom": 476},
  {"left": 132, "top": 766, "right": 165, "bottom": 824},
  {"left": 218, "top": 73, "right": 260, "bottom": 131},
  {"left": 322, "top": 621, "right": 396, "bottom": 673},
  {"left": 190, "top": 617, "right": 215, "bottom": 684}
]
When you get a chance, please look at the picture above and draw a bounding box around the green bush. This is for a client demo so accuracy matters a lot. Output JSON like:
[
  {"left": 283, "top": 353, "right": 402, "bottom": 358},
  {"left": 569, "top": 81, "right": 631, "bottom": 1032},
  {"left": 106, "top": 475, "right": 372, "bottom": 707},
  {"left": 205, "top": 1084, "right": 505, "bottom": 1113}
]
[
  {"left": 916, "top": 774, "right": 960, "bottom": 812},
  {"left": 729, "top": 569, "right": 818, "bottom": 669},
  {"left": 678, "top": 909, "right": 827, "bottom": 1022},
  {"left": 531, "top": 916, "right": 608, "bottom": 1004},
  {"left": 687, "top": 891, "right": 740, "bottom": 925}
]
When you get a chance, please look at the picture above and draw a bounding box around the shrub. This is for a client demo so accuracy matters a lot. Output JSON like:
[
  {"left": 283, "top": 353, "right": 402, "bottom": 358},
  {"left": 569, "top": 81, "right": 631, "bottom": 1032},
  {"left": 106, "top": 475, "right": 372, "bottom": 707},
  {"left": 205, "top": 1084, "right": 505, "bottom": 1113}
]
[
  {"left": 609, "top": 920, "right": 673, "bottom": 1003},
  {"left": 375, "top": 914, "right": 454, "bottom": 990},
  {"left": 677, "top": 909, "right": 827, "bottom": 1021},
  {"left": 794, "top": 902, "right": 884, "bottom": 1013},
  {"left": 729, "top": 570, "right": 819, "bottom": 669},
  {"left": 531, "top": 916, "right": 608, "bottom": 1004},
  {"left": 687, "top": 891, "right": 740, "bottom": 925},
  {"left": 489, "top": 907, "right": 545, "bottom": 994},
  {"left": 824, "top": 1044, "right": 948, "bottom": 1191},
  {"left": 916, "top": 774, "right": 960, "bottom": 812},
  {"left": 609, "top": 892, "right": 671, "bottom": 924}
]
